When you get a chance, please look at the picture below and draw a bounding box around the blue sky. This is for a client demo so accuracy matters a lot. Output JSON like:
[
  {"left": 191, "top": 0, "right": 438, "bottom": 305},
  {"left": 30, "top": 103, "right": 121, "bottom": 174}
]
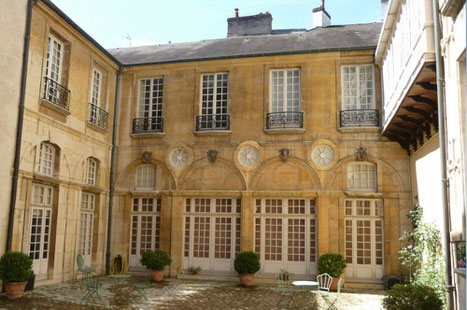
[{"left": 49, "top": 0, "right": 383, "bottom": 48}]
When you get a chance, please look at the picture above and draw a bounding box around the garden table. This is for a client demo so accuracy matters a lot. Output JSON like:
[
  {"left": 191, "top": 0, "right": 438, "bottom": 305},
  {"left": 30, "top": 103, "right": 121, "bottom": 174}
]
[
  {"left": 292, "top": 281, "right": 319, "bottom": 309},
  {"left": 108, "top": 274, "right": 132, "bottom": 285}
]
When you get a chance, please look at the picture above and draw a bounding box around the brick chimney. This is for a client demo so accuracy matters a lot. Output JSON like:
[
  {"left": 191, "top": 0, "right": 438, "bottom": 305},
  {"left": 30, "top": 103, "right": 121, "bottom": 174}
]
[
  {"left": 227, "top": 9, "right": 273, "bottom": 37},
  {"left": 381, "top": 0, "right": 389, "bottom": 21},
  {"left": 312, "top": 0, "right": 331, "bottom": 28}
]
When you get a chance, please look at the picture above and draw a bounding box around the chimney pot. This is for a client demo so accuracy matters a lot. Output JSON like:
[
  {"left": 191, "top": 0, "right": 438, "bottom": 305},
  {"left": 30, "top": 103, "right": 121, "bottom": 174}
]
[{"left": 235, "top": 8, "right": 239, "bottom": 18}]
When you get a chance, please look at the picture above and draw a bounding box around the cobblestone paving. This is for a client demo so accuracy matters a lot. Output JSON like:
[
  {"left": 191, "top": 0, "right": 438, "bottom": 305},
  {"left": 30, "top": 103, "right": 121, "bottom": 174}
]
[{"left": 0, "top": 278, "right": 385, "bottom": 310}]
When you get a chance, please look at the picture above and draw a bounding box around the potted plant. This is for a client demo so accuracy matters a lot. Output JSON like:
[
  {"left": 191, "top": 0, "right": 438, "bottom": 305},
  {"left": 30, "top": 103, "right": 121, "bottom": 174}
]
[
  {"left": 317, "top": 253, "right": 347, "bottom": 291},
  {"left": 187, "top": 266, "right": 201, "bottom": 275},
  {"left": 140, "top": 249, "right": 171, "bottom": 282},
  {"left": 0, "top": 252, "right": 34, "bottom": 300},
  {"left": 234, "top": 251, "right": 260, "bottom": 287}
]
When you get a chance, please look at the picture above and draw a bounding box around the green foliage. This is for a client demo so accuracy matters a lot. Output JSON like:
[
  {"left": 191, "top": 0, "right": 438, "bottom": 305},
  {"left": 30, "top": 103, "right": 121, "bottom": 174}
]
[
  {"left": 382, "top": 284, "right": 443, "bottom": 310},
  {"left": 317, "top": 253, "right": 347, "bottom": 278},
  {"left": 398, "top": 202, "right": 446, "bottom": 307},
  {"left": 188, "top": 266, "right": 201, "bottom": 274},
  {"left": 234, "top": 251, "right": 260, "bottom": 274},
  {"left": 0, "top": 252, "right": 34, "bottom": 283},
  {"left": 140, "top": 250, "right": 171, "bottom": 271}
]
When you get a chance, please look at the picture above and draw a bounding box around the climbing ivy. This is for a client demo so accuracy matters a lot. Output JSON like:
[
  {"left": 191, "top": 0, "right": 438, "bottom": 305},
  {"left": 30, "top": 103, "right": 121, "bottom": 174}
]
[{"left": 398, "top": 202, "right": 446, "bottom": 307}]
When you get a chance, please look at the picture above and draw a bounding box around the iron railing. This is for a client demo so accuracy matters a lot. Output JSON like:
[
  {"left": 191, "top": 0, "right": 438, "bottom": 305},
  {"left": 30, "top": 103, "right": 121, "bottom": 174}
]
[
  {"left": 339, "top": 109, "right": 380, "bottom": 127},
  {"left": 42, "top": 77, "right": 70, "bottom": 111},
  {"left": 266, "top": 111, "right": 303, "bottom": 129},
  {"left": 132, "top": 117, "right": 164, "bottom": 133},
  {"left": 88, "top": 103, "right": 109, "bottom": 130},
  {"left": 196, "top": 114, "right": 230, "bottom": 131}
]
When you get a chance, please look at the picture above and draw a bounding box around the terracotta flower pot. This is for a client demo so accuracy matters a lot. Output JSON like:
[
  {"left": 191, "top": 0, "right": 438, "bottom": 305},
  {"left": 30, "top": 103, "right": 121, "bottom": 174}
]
[
  {"left": 5, "top": 282, "right": 27, "bottom": 300},
  {"left": 238, "top": 274, "right": 255, "bottom": 287},
  {"left": 151, "top": 270, "right": 164, "bottom": 282},
  {"left": 330, "top": 277, "right": 339, "bottom": 292}
]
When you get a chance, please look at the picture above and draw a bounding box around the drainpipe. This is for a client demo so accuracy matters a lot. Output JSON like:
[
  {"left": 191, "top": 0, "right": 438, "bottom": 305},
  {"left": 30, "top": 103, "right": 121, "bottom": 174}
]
[
  {"left": 6, "top": 0, "right": 35, "bottom": 252},
  {"left": 431, "top": 0, "right": 454, "bottom": 308},
  {"left": 105, "top": 67, "right": 122, "bottom": 274}
]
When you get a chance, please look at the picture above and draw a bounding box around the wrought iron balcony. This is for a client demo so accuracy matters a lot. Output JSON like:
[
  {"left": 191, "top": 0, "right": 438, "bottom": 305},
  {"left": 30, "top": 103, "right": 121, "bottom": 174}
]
[
  {"left": 266, "top": 112, "right": 303, "bottom": 129},
  {"left": 88, "top": 103, "right": 108, "bottom": 130},
  {"left": 196, "top": 114, "right": 230, "bottom": 131},
  {"left": 42, "top": 77, "right": 70, "bottom": 111},
  {"left": 339, "top": 109, "right": 380, "bottom": 127},
  {"left": 132, "top": 117, "right": 164, "bottom": 133}
]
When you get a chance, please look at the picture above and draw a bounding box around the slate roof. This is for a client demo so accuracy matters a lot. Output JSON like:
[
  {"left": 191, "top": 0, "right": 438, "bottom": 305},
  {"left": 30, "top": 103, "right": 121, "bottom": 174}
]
[{"left": 109, "top": 22, "right": 382, "bottom": 66}]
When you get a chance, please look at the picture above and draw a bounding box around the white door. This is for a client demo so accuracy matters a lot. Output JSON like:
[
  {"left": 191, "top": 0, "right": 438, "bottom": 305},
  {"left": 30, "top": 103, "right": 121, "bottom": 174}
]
[
  {"left": 79, "top": 193, "right": 95, "bottom": 266},
  {"left": 254, "top": 198, "right": 317, "bottom": 277},
  {"left": 29, "top": 184, "right": 54, "bottom": 279},
  {"left": 344, "top": 200, "right": 384, "bottom": 280},
  {"left": 129, "top": 197, "right": 161, "bottom": 267},
  {"left": 183, "top": 198, "right": 241, "bottom": 273}
]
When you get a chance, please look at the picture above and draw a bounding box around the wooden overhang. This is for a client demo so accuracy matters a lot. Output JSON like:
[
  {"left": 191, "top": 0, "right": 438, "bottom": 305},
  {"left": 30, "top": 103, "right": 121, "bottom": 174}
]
[{"left": 382, "top": 62, "right": 438, "bottom": 155}]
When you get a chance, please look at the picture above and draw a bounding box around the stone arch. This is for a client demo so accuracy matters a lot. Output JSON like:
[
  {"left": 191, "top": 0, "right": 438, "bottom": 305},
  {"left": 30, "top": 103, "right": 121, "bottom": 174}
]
[
  {"left": 323, "top": 155, "right": 407, "bottom": 192},
  {"left": 179, "top": 158, "right": 247, "bottom": 191},
  {"left": 249, "top": 157, "right": 321, "bottom": 190},
  {"left": 115, "top": 158, "right": 176, "bottom": 191}
]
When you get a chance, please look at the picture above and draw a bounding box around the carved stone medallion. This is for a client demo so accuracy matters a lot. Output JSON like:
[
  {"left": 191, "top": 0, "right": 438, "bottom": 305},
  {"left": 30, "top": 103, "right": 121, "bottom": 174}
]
[
  {"left": 355, "top": 147, "right": 368, "bottom": 161},
  {"left": 207, "top": 149, "right": 218, "bottom": 163},
  {"left": 142, "top": 151, "right": 152, "bottom": 163},
  {"left": 279, "top": 148, "right": 291, "bottom": 162}
]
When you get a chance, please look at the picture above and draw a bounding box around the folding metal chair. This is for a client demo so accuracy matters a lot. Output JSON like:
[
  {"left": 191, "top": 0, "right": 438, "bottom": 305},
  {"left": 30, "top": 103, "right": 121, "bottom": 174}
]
[
  {"left": 321, "top": 278, "right": 342, "bottom": 309},
  {"left": 81, "top": 273, "right": 106, "bottom": 307},
  {"left": 275, "top": 271, "right": 297, "bottom": 308},
  {"left": 309, "top": 273, "right": 333, "bottom": 305},
  {"left": 132, "top": 276, "right": 150, "bottom": 303}
]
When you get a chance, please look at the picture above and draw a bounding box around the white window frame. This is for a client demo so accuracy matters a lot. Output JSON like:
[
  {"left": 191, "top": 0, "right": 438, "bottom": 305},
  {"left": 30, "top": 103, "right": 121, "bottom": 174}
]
[
  {"left": 199, "top": 73, "right": 229, "bottom": 116},
  {"left": 37, "top": 142, "right": 55, "bottom": 177},
  {"left": 138, "top": 77, "right": 164, "bottom": 119},
  {"left": 269, "top": 69, "right": 301, "bottom": 113},
  {"left": 347, "top": 162, "right": 377, "bottom": 192},
  {"left": 46, "top": 34, "right": 64, "bottom": 83},
  {"left": 341, "top": 65, "right": 375, "bottom": 110},
  {"left": 85, "top": 158, "right": 97, "bottom": 186},
  {"left": 79, "top": 192, "right": 95, "bottom": 262},
  {"left": 90, "top": 68, "right": 102, "bottom": 107},
  {"left": 135, "top": 164, "right": 155, "bottom": 189}
]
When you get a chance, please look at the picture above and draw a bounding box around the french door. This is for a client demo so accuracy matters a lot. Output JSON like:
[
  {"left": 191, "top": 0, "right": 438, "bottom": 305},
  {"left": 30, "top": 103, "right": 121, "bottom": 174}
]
[
  {"left": 344, "top": 199, "right": 384, "bottom": 280},
  {"left": 29, "top": 184, "right": 54, "bottom": 278},
  {"left": 129, "top": 197, "right": 161, "bottom": 267},
  {"left": 79, "top": 193, "right": 95, "bottom": 266},
  {"left": 254, "top": 198, "right": 317, "bottom": 276},
  {"left": 183, "top": 198, "right": 241, "bottom": 273}
]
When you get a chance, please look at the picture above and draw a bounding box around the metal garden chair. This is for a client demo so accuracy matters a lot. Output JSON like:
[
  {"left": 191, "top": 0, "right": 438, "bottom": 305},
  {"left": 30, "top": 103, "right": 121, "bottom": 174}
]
[
  {"left": 81, "top": 273, "right": 106, "bottom": 307},
  {"left": 77, "top": 253, "right": 95, "bottom": 275},
  {"left": 321, "top": 278, "right": 342, "bottom": 309},
  {"left": 132, "top": 275, "right": 151, "bottom": 303},
  {"left": 309, "top": 273, "right": 333, "bottom": 305},
  {"left": 275, "top": 271, "right": 297, "bottom": 308}
]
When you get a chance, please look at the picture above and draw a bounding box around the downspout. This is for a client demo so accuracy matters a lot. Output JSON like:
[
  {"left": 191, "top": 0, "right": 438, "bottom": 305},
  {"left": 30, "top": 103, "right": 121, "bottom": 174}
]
[
  {"left": 106, "top": 67, "right": 122, "bottom": 274},
  {"left": 6, "top": 0, "right": 35, "bottom": 252},
  {"left": 431, "top": 0, "right": 454, "bottom": 308}
]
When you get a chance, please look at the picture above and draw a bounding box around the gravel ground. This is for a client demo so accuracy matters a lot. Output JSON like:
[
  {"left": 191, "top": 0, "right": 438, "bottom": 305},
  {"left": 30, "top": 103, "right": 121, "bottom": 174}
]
[{"left": 0, "top": 278, "right": 385, "bottom": 310}]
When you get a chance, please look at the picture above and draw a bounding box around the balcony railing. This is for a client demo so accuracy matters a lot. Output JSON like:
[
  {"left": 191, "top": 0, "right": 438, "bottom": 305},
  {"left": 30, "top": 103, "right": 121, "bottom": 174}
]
[
  {"left": 43, "top": 77, "right": 70, "bottom": 111},
  {"left": 266, "top": 112, "right": 303, "bottom": 129},
  {"left": 339, "top": 109, "right": 380, "bottom": 127},
  {"left": 88, "top": 103, "right": 108, "bottom": 130},
  {"left": 132, "top": 117, "right": 164, "bottom": 133},
  {"left": 196, "top": 114, "right": 230, "bottom": 131}
]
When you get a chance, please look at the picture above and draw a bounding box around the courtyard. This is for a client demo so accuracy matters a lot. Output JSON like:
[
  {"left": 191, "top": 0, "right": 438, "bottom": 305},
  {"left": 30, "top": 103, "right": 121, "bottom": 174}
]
[{"left": 0, "top": 278, "right": 385, "bottom": 310}]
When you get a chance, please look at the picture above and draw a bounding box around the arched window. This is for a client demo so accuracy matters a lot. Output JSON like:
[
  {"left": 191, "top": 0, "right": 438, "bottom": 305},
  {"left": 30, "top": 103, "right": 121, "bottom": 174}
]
[
  {"left": 38, "top": 142, "right": 55, "bottom": 176},
  {"left": 136, "top": 164, "right": 155, "bottom": 189},
  {"left": 347, "top": 162, "right": 377, "bottom": 192},
  {"left": 85, "top": 158, "right": 97, "bottom": 186}
]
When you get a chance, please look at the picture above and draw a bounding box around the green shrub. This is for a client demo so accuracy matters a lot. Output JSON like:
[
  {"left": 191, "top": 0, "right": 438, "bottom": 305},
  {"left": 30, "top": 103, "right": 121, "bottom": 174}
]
[
  {"left": 234, "top": 251, "right": 260, "bottom": 274},
  {"left": 140, "top": 250, "right": 171, "bottom": 271},
  {"left": 317, "top": 253, "right": 347, "bottom": 278},
  {"left": 0, "top": 252, "right": 33, "bottom": 283},
  {"left": 382, "top": 284, "right": 443, "bottom": 310}
]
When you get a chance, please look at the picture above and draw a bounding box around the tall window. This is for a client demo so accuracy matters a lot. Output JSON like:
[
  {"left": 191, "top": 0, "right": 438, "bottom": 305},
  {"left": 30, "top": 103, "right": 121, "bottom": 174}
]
[
  {"left": 45, "top": 35, "right": 64, "bottom": 83},
  {"left": 136, "top": 164, "right": 155, "bottom": 189},
  {"left": 79, "top": 193, "right": 95, "bottom": 263},
  {"left": 85, "top": 158, "right": 97, "bottom": 186},
  {"left": 90, "top": 69, "right": 101, "bottom": 107},
  {"left": 270, "top": 69, "right": 300, "bottom": 112},
  {"left": 201, "top": 73, "right": 228, "bottom": 116},
  {"left": 38, "top": 142, "right": 55, "bottom": 177},
  {"left": 347, "top": 163, "right": 377, "bottom": 192},
  {"left": 342, "top": 65, "right": 374, "bottom": 110},
  {"left": 138, "top": 78, "right": 164, "bottom": 119}
]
